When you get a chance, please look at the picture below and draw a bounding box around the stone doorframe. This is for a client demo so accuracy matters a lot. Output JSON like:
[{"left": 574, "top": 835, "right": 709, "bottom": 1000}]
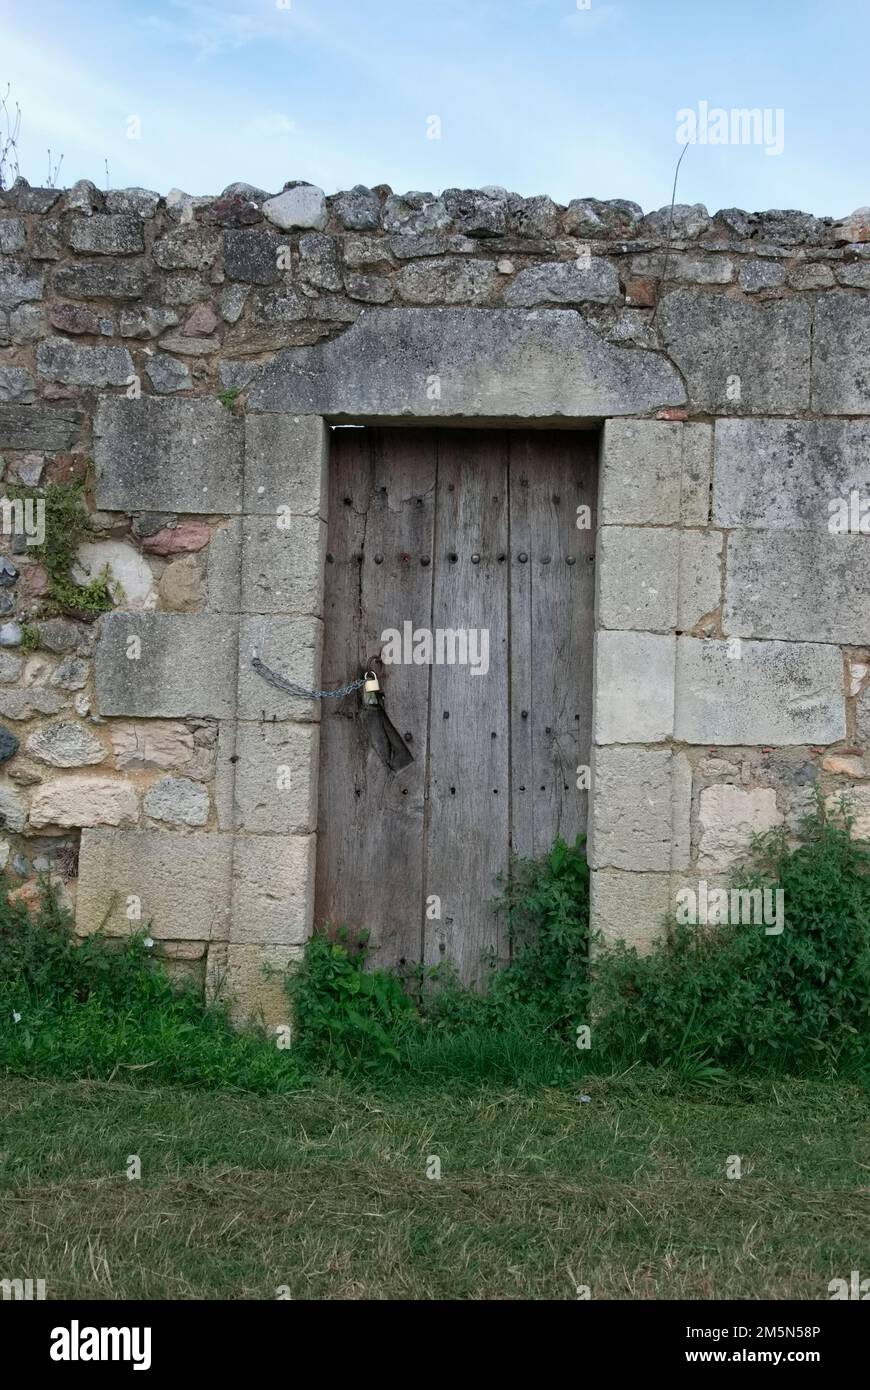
[{"left": 80, "top": 306, "right": 705, "bottom": 1023}]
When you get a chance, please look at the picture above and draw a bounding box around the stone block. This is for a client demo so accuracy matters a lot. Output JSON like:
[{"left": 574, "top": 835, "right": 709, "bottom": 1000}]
[
  {"left": 589, "top": 745, "right": 690, "bottom": 871},
  {"left": 248, "top": 308, "right": 686, "bottom": 419},
  {"left": 95, "top": 396, "right": 243, "bottom": 513},
  {"left": 237, "top": 615, "right": 323, "bottom": 721},
  {"left": 76, "top": 828, "right": 233, "bottom": 939},
  {"left": 600, "top": 420, "right": 712, "bottom": 525},
  {"left": 597, "top": 527, "right": 720, "bottom": 631},
  {"left": 231, "top": 833, "right": 315, "bottom": 944},
  {"left": 222, "top": 943, "right": 302, "bottom": 1028},
  {"left": 659, "top": 290, "right": 811, "bottom": 413},
  {"left": 589, "top": 868, "right": 672, "bottom": 952},
  {"left": 812, "top": 292, "right": 870, "bottom": 413},
  {"left": 232, "top": 721, "right": 319, "bottom": 833},
  {"left": 206, "top": 518, "right": 243, "bottom": 612},
  {"left": 241, "top": 515, "right": 325, "bottom": 615},
  {"left": 96, "top": 612, "right": 238, "bottom": 717},
  {"left": 713, "top": 419, "right": 870, "bottom": 529},
  {"left": 593, "top": 630, "right": 676, "bottom": 743},
  {"left": 144, "top": 775, "right": 210, "bottom": 826},
  {"left": 725, "top": 530, "right": 870, "bottom": 643},
  {"left": 244, "top": 414, "right": 327, "bottom": 516},
  {"left": 675, "top": 637, "right": 845, "bottom": 745}
]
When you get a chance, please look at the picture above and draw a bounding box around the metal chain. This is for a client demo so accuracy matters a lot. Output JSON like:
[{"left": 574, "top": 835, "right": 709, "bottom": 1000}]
[{"left": 251, "top": 656, "right": 367, "bottom": 701}]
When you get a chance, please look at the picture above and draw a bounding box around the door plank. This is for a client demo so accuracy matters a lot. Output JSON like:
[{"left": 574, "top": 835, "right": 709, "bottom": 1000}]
[
  {"left": 315, "top": 428, "right": 436, "bottom": 970},
  {"left": 509, "top": 431, "right": 597, "bottom": 859},
  {"left": 423, "top": 431, "right": 511, "bottom": 978}
]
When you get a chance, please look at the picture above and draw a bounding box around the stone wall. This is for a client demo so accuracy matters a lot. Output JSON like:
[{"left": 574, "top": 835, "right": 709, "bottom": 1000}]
[{"left": 1, "top": 174, "right": 869, "bottom": 1021}]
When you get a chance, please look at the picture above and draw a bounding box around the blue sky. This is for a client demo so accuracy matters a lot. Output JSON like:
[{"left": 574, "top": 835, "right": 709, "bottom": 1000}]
[{"left": 1, "top": 0, "right": 867, "bottom": 216}]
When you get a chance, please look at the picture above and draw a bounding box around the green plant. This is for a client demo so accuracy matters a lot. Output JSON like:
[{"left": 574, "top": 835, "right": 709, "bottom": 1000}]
[
  {"left": 18, "top": 623, "right": 39, "bottom": 652},
  {"left": 289, "top": 928, "right": 419, "bottom": 1068},
  {"left": 8, "top": 482, "right": 116, "bottom": 617},
  {"left": 593, "top": 793, "right": 870, "bottom": 1078},
  {"left": 0, "top": 878, "right": 306, "bottom": 1091},
  {"left": 217, "top": 387, "right": 241, "bottom": 412}
]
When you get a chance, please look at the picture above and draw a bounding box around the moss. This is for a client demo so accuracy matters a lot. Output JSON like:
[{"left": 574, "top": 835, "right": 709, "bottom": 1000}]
[{"left": 8, "top": 480, "right": 115, "bottom": 618}]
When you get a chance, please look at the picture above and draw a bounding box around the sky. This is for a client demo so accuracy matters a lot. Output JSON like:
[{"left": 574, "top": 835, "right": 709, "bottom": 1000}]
[{"left": 1, "top": 0, "right": 868, "bottom": 217}]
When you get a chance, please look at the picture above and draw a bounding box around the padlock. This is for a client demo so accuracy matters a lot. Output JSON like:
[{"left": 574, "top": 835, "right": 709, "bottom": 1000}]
[{"left": 362, "top": 670, "right": 381, "bottom": 707}]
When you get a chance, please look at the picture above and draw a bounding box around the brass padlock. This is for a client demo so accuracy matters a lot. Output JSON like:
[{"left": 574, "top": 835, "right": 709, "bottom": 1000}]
[{"left": 362, "top": 670, "right": 381, "bottom": 707}]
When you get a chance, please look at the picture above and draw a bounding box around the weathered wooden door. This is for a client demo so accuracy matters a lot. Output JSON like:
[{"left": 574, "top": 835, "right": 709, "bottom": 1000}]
[{"left": 315, "top": 428, "right": 597, "bottom": 982}]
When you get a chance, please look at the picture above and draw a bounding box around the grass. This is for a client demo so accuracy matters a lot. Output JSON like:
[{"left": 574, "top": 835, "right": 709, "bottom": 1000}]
[{"left": 0, "top": 1070, "right": 867, "bottom": 1299}]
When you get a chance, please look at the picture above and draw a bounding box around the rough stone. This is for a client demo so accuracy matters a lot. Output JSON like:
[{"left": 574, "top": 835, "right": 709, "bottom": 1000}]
[
  {"left": 66, "top": 215, "right": 144, "bottom": 255},
  {"left": 331, "top": 185, "right": 380, "bottom": 231},
  {"left": 51, "top": 656, "right": 88, "bottom": 690},
  {"left": 263, "top": 184, "right": 327, "bottom": 231},
  {"left": 505, "top": 259, "right": 620, "bottom": 306},
  {"left": 0, "top": 180, "right": 61, "bottom": 214},
  {"left": 0, "top": 783, "right": 27, "bottom": 832},
  {"left": 74, "top": 540, "right": 156, "bottom": 609},
  {"left": 158, "top": 554, "right": 204, "bottom": 612},
  {"left": 787, "top": 263, "right": 834, "bottom": 290},
  {"left": 659, "top": 290, "right": 811, "bottom": 413},
  {"left": 29, "top": 776, "right": 138, "bottom": 828},
  {"left": 298, "top": 233, "right": 342, "bottom": 291},
  {"left": 50, "top": 303, "right": 103, "bottom": 335},
  {"left": 0, "top": 259, "right": 43, "bottom": 309},
  {"left": 396, "top": 259, "right": 499, "bottom": 305},
  {"left": 145, "top": 354, "right": 191, "bottom": 393},
  {"left": 222, "top": 943, "right": 301, "bottom": 1028},
  {"left": 153, "top": 226, "right": 220, "bottom": 272},
  {"left": 443, "top": 187, "right": 507, "bottom": 237},
  {"left": 76, "top": 828, "right": 232, "bottom": 939},
  {"left": 0, "top": 366, "right": 36, "bottom": 404},
  {"left": 105, "top": 188, "right": 161, "bottom": 218},
  {"left": 508, "top": 194, "right": 561, "bottom": 238},
  {"left": 249, "top": 308, "right": 686, "bottom": 419},
  {"left": 0, "top": 219, "right": 25, "bottom": 253},
  {"left": 675, "top": 638, "right": 845, "bottom": 745},
  {"left": 143, "top": 522, "right": 211, "bottom": 556},
  {"left": 26, "top": 721, "right": 107, "bottom": 768},
  {"left": 95, "top": 397, "right": 243, "bottom": 513},
  {"left": 642, "top": 203, "right": 710, "bottom": 238},
  {"left": 343, "top": 273, "right": 393, "bottom": 303},
  {"left": 564, "top": 198, "right": 642, "bottom": 238},
  {"left": 37, "top": 338, "right": 133, "bottom": 387},
  {"left": 383, "top": 192, "right": 449, "bottom": 236},
  {"left": 223, "top": 229, "right": 280, "bottom": 285},
  {"left": 118, "top": 306, "right": 178, "bottom": 338},
  {"left": 219, "top": 284, "right": 248, "bottom": 322},
  {"left": 697, "top": 784, "right": 782, "bottom": 871},
  {"left": 594, "top": 631, "right": 676, "bottom": 743},
  {"left": 738, "top": 260, "right": 786, "bottom": 292},
  {"left": 54, "top": 261, "right": 149, "bottom": 300},
  {"left": 110, "top": 720, "right": 195, "bottom": 770},
  {"left": 835, "top": 262, "right": 870, "bottom": 288},
  {"left": 37, "top": 618, "right": 81, "bottom": 653},
  {"left": 144, "top": 775, "right": 209, "bottom": 826},
  {"left": 0, "top": 405, "right": 82, "bottom": 450},
  {"left": 0, "top": 689, "right": 66, "bottom": 720}
]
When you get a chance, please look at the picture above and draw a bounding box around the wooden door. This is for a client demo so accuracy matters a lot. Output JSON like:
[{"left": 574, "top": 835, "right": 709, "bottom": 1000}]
[{"left": 315, "top": 427, "right": 597, "bottom": 983}]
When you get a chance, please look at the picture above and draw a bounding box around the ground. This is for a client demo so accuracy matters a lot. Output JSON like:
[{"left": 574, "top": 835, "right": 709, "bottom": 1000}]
[{"left": 1, "top": 1072, "right": 867, "bottom": 1300}]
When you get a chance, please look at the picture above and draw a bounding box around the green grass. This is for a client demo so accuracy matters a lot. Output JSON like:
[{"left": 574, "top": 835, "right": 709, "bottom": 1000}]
[{"left": 0, "top": 1070, "right": 866, "bottom": 1299}]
